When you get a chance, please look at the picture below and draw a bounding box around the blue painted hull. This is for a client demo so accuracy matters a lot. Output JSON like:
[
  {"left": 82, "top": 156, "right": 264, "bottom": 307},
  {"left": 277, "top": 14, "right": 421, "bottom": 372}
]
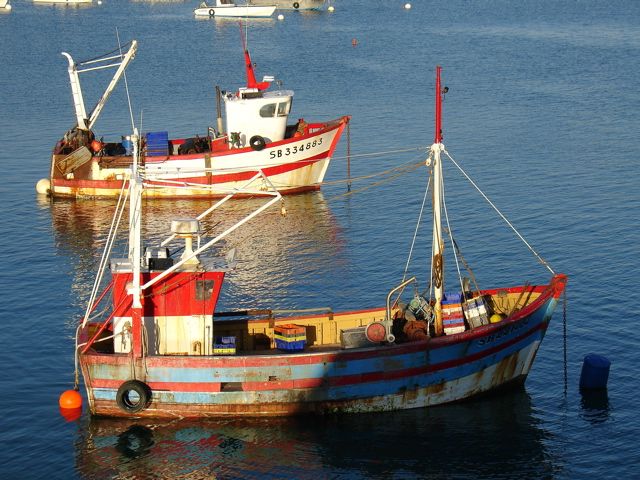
[{"left": 80, "top": 275, "right": 566, "bottom": 417}]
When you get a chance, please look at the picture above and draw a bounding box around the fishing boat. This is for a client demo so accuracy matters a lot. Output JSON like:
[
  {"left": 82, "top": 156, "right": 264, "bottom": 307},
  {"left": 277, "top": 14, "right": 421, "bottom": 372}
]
[
  {"left": 72, "top": 66, "right": 566, "bottom": 418},
  {"left": 194, "top": 0, "right": 276, "bottom": 17},
  {"left": 248, "top": 0, "right": 325, "bottom": 10},
  {"left": 41, "top": 39, "right": 349, "bottom": 199}
]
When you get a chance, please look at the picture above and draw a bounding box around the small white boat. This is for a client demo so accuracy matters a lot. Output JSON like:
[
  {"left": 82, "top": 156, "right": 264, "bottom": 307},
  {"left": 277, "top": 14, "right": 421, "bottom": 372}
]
[
  {"left": 249, "top": 0, "right": 325, "bottom": 10},
  {"left": 194, "top": 0, "right": 276, "bottom": 17},
  {"left": 0, "top": 0, "right": 11, "bottom": 11},
  {"left": 33, "top": 0, "right": 92, "bottom": 4}
]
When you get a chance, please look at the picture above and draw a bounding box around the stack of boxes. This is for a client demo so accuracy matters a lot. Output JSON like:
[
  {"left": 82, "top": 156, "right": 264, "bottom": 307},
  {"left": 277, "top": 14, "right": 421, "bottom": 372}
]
[
  {"left": 145, "top": 131, "right": 169, "bottom": 157},
  {"left": 274, "top": 324, "right": 307, "bottom": 351},
  {"left": 442, "top": 293, "right": 466, "bottom": 335},
  {"left": 462, "top": 296, "right": 489, "bottom": 329},
  {"left": 213, "top": 336, "right": 236, "bottom": 355}
]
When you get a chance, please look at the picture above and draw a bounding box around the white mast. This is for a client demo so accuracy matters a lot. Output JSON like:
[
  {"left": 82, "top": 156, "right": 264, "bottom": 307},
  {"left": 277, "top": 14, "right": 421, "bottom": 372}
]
[
  {"left": 128, "top": 128, "right": 142, "bottom": 310},
  {"left": 432, "top": 66, "right": 445, "bottom": 336}
]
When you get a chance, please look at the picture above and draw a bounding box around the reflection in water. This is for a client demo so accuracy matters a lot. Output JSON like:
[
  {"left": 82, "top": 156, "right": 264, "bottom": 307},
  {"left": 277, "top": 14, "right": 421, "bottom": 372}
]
[
  {"left": 580, "top": 389, "right": 611, "bottom": 425},
  {"left": 74, "top": 390, "right": 558, "bottom": 479},
  {"left": 45, "top": 192, "right": 345, "bottom": 316}
]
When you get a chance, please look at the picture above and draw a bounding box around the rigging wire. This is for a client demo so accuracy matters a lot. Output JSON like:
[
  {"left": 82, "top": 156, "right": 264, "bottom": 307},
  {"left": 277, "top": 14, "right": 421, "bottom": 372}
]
[
  {"left": 81, "top": 179, "right": 129, "bottom": 328},
  {"left": 442, "top": 148, "right": 555, "bottom": 275}
]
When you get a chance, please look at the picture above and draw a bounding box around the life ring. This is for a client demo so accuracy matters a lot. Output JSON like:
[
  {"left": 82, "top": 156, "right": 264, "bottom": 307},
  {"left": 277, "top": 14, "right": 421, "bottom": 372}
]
[
  {"left": 249, "top": 135, "right": 266, "bottom": 151},
  {"left": 209, "top": 8, "right": 215, "bottom": 16},
  {"left": 116, "top": 380, "right": 151, "bottom": 414},
  {"left": 293, "top": 2, "right": 299, "bottom": 8}
]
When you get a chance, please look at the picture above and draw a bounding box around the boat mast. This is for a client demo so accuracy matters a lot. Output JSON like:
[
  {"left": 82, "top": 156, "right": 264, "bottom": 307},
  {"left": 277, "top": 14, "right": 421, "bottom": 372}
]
[
  {"left": 127, "top": 129, "right": 144, "bottom": 357},
  {"left": 432, "top": 66, "right": 445, "bottom": 336},
  {"left": 239, "top": 26, "right": 270, "bottom": 91}
]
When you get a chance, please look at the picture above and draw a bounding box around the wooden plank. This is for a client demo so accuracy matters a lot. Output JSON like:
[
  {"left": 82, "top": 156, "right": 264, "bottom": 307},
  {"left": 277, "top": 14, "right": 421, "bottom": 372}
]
[{"left": 55, "top": 146, "right": 92, "bottom": 175}]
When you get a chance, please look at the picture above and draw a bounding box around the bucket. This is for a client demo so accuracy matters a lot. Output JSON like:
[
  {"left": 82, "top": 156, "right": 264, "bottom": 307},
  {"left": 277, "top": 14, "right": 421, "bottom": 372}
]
[
  {"left": 121, "top": 136, "right": 133, "bottom": 156},
  {"left": 579, "top": 353, "right": 611, "bottom": 390}
]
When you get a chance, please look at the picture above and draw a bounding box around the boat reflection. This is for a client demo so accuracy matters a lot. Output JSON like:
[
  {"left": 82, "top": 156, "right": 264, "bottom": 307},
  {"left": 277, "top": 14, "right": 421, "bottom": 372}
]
[
  {"left": 44, "top": 192, "right": 345, "bottom": 312},
  {"left": 74, "top": 390, "right": 559, "bottom": 478}
]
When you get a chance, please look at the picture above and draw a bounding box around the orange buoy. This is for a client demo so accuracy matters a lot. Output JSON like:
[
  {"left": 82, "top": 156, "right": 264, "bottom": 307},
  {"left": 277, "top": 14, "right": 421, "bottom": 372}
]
[
  {"left": 90, "top": 139, "right": 103, "bottom": 153},
  {"left": 352, "top": 38, "right": 358, "bottom": 47},
  {"left": 59, "top": 389, "right": 82, "bottom": 410}
]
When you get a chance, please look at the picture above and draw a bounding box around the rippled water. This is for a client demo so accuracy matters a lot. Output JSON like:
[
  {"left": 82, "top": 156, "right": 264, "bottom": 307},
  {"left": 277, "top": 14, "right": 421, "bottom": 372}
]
[{"left": 1, "top": 1, "right": 639, "bottom": 478}]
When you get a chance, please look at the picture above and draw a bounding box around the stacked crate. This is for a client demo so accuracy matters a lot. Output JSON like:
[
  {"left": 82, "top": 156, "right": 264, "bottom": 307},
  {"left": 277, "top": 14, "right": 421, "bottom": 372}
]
[
  {"left": 213, "top": 336, "right": 236, "bottom": 355},
  {"left": 274, "top": 324, "right": 306, "bottom": 351},
  {"left": 462, "top": 296, "right": 489, "bottom": 329},
  {"left": 442, "top": 293, "right": 466, "bottom": 335},
  {"left": 145, "top": 131, "right": 169, "bottom": 157}
]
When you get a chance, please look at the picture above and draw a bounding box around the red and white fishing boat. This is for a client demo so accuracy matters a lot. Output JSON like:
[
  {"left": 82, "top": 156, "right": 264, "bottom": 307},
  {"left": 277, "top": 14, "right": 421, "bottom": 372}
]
[
  {"left": 41, "top": 39, "right": 349, "bottom": 199},
  {"left": 71, "top": 67, "right": 566, "bottom": 418}
]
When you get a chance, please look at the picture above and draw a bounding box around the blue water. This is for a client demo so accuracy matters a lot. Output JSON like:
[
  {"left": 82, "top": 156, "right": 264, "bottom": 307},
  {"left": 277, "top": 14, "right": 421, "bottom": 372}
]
[{"left": 1, "top": 0, "right": 639, "bottom": 478}]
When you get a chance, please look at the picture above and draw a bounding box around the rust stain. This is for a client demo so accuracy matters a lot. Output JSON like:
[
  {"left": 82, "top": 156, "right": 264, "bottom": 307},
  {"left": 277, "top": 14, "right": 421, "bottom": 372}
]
[{"left": 493, "top": 354, "right": 519, "bottom": 385}]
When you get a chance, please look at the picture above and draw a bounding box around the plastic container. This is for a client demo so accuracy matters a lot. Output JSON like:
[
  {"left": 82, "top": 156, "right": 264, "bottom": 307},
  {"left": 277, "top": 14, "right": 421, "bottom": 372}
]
[
  {"left": 145, "top": 131, "right": 169, "bottom": 157},
  {"left": 579, "top": 354, "right": 611, "bottom": 389},
  {"left": 213, "top": 336, "right": 236, "bottom": 355},
  {"left": 121, "top": 136, "right": 133, "bottom": 156},
  {"left": 274, "top": 324, "right": 306, "bottom": 351},
  {"left": 442, "top": 292, "right": 465, "bottom": 335}
]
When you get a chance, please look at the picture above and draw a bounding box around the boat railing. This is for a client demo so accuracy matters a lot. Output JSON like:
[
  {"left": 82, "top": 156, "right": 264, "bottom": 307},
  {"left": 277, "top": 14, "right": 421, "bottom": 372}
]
[{"left": 384, "top": 277, "right": 417, "bottom": 342}]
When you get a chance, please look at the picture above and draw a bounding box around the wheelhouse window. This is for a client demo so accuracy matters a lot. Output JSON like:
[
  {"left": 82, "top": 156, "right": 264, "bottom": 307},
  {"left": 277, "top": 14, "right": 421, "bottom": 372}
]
[
  {"left": 277, "top": 101, "right": 290, "bottom": 117},
  {"left": 259, "top": 103, "right": 277, "bottom": 118}
]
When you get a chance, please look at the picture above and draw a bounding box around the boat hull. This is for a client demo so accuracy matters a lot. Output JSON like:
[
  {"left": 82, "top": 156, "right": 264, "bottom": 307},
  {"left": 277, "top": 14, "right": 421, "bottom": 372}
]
[
  {"left": 80, "top": 275, "right": 566, "bottom": 418},
  {"left": 249, "top": 0, "right": 325, "bottom": 10},
  {"left": 50, "top": 116, "right": 348, "bottom": 198},
  {"left": 194, "top": 5, "right": 276, "bottom": 17}
]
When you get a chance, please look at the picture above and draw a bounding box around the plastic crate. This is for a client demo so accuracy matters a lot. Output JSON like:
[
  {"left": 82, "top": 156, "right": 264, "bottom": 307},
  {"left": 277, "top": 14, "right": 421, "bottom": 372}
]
[
  {"left": 462, "top": 297, "right": 489, "bottom": 329},
  {"left": 214, "top": 335, "right": 236, "bottom": 355},
  {"left": 145, "top": 131, "right": 169, "bottom": 157},
  {"left": 274, "top": 324, "right": 306, "bottom": 351},
  {"left": 442, "top": 292, "right": 465, "bottom": 335}
]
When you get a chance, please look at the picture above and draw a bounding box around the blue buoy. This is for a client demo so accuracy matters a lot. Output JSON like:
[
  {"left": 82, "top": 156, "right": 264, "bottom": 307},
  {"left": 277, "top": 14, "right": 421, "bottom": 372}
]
[{"left": 579, "top": 353, "right": 611, "bottom": 390}]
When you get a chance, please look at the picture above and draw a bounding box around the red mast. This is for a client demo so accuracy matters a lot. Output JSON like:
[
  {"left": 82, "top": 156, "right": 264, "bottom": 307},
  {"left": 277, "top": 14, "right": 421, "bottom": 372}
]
[
  {"left": 240, "top": 27, "right": 270, "bottom": 91},
  {"left": 434, "top": 65, "right": 443, "bottom": 144}
]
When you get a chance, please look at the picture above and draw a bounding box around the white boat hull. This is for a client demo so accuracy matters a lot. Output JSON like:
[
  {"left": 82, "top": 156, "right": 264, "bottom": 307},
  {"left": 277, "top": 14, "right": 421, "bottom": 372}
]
[
  {"left": 249, "top": 0, "right": 324, "bottom": 10},
  {"left": 49, "top": 117, "right": 349, "bottom": 198},
  {"left": 194, "top": 5, "right": 276, "bottom": 17}
]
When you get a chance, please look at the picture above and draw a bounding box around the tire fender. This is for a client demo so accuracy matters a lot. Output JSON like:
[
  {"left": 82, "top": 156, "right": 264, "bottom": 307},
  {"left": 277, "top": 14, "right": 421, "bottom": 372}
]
[
  {"left": 116, "top": 380, "right": 151, "bottom": 414},
  {"left": 209, "top": 8, "right": 215, "bottom": 16},
  {"left": 249, "top": 135, "right": 266, "bottom": 151}
]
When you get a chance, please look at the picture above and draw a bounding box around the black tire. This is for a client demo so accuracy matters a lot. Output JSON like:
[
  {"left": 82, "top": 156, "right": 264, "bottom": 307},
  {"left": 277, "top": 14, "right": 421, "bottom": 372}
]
[
  {"left": 116, "top": 380, "right": 151, "bottom": 414},
  {"left": 209, "top": 9, "right": 215, "bottom": 16},
  {"left": 293, "top": 2, "right": 300, "bottom": 8},
  {"left": 249, "top": 135, "right": 266, "bottom": 151}
]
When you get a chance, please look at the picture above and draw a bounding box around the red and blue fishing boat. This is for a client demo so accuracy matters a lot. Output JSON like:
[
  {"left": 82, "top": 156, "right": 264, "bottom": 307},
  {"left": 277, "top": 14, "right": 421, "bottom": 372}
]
[
  {"left": 72, "top": 67, "right": 566, "bottom": 418},
  {"left": 41, "top": 38, "right": 349, "bottom": 199}
]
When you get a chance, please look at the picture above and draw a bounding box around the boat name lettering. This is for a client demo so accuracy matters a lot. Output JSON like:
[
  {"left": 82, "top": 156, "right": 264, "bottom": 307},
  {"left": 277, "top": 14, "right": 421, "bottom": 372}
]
[
  {"left": 269, "top": 138, "right": 323, "bottom": 159},
  {"left": 477, "top": 318, "right": 530, "bottom": 346}
]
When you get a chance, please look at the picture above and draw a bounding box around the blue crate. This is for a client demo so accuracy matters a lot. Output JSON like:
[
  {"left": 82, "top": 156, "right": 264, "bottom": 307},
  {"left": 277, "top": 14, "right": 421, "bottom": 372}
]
[
  {"left": 215, "top": 336, "right": 236, "bottom": 345},
  {"left": 443, "top": 292, "right": 462, "bottom": 304},
  {"left": 145, "top": 131, "right": 169, "bottom": 156},
  {"left": 275, "top": 338, "right": 306, "bottom": 352}
]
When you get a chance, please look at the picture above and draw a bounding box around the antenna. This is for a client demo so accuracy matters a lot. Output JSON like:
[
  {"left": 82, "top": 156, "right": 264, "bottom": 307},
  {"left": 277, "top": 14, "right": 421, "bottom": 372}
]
[{"left": 117, "top": 28, "right": 135, "bottom": 132}]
